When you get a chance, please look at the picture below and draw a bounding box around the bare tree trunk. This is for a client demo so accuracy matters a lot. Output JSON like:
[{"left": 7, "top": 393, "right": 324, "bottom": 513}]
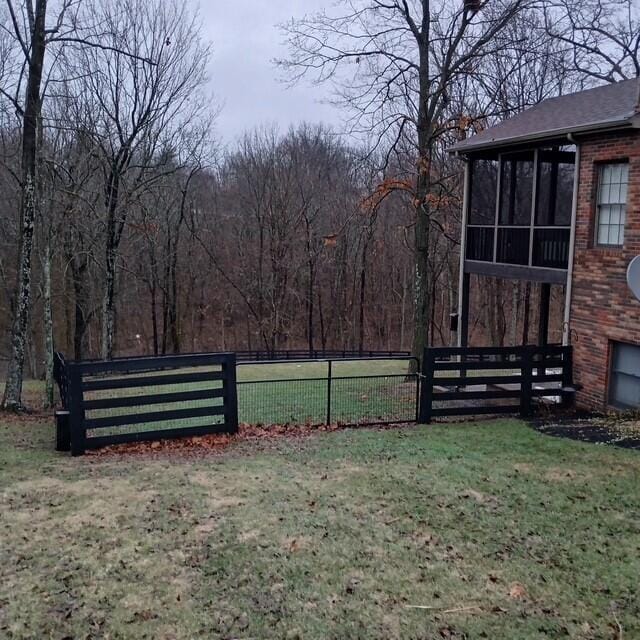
[
  {"left": 412, "top": 196, "right": 432, "bottom": 369},
  {"left": 150, "top": 281, "right": 159, "bottom": 355},
  {"left": 318, "top": 290, "right": 327, "bottom": 350},
  {"left": 43, "top": 239, "right": 54, "bottom": 408},
  {"left": 358, "top": 256, "right": 366, "bottom": 352},
  {"left": 511, "top": 281, "right": 519, "bottom": 346},
  {"left": 70, "top": 259, "right": 90, "bottom": 360},
  {"left": 307, "top": 258, "right": 315, "bottom": 354},
  {"left": 168, "top": 263, "right": 180, "bottom": 353},
  {"left": 3, "top": 0, "right": 47, "bottom": 410},
  {"left": 399, "top": 265, "right": 408, "bottom": 350},
  {"left": 101, "top": 198, "right": 119, "bottom": 359},
  {"left": 522, "top": 281, "right": 531, "bottom": 345},
  {"left": 410, "top": 9, "right": 433, "bottom": 373}
]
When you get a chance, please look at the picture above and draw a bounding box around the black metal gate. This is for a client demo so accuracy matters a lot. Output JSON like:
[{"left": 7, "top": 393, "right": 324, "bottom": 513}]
[{"left": 237, "top": 356, "right": 421, "bottom": 427}]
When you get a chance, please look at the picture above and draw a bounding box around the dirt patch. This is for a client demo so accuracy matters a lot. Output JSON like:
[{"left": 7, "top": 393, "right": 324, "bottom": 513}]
[
  {"left": 544, "top": 468, "right": 581, "bottom": 482},
  {"left": 281, "top": 536, "right": 313, "bottom": 553},
  {"left": 460, "top": 488, "right": 499, "bottom": 507},
  {"left": 532, "top": 414, "right": 640, "bottom": 450}
]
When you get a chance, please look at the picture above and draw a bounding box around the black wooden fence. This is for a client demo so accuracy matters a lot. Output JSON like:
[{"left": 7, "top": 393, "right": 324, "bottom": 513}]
[
  {"left": 419, "top": 345, "right": 574, "bottom": 423},
  {"left": 56, "top": 352, "right": 238, "bottom": 455},
  {"left": 51, "top": 345, "right": 574, "bottom": 455}
]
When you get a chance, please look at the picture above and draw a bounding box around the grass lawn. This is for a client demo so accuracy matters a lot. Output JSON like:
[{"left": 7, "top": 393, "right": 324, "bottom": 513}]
[{"left": 1, "top": 417, "right": 639, "bottom": 639}]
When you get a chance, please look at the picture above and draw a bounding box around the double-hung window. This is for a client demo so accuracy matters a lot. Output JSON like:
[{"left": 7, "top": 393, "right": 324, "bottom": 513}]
[
  {"left": 596, "top": 163, "right": 629, "bottom": 246},
  {"left": 610, "top": 342, "right": 640, "bottom": 409}
]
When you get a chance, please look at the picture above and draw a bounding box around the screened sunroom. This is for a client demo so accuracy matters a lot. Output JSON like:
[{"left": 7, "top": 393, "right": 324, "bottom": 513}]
[
  {"left": 464, "top": 147, "right": 575, "bottom": 273},
  {"left": 450, "top": 144, "right": 578, "bottom": 351}
]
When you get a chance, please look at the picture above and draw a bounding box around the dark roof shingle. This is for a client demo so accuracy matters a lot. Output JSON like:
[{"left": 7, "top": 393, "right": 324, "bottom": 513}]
[{"left": 450, "top": 79, "right": 640, "bottom": 153}]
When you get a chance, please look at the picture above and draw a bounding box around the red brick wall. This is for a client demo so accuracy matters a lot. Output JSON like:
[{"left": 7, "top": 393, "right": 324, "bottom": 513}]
[{"left": 570, "top": 130, "right": 640, "bottom": 411}]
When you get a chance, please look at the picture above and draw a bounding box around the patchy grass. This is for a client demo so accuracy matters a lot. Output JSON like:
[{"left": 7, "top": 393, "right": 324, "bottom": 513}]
[{"left": 1, "top": 417, "right": 639, "bottom": 638}]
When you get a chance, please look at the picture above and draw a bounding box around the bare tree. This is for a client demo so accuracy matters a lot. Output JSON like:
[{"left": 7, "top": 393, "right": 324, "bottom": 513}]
[
  {"left": 545, "top": 0, "right": 639, "bottom": 83},
  {"left": 64, "top": 0, "right": 212, "bottom": 359},
  {"left": 1, "top": 0, "right": 48, "bottom": 409},
  {"left": 278, "top": 0, "right": 533, "bottom": 368},
  {"left": 0, "top": 0, "right": 177, "bottom": 407}
]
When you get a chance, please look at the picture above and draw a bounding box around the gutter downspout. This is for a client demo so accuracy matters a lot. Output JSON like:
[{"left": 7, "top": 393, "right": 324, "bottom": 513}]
[
  {"left": 562, "top": 134, "right": 580, "bottom": 346},
  {"left": 457, "top": 155, "right": 471, "bottom": 348}
]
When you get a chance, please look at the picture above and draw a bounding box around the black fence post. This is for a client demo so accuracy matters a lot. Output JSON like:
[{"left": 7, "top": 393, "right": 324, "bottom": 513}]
[
  {"left": 225, "top": 353, "right": 239, "bottom": 434},
  {"left": 68, "top": 363, "right": 86, "bottom": 456},
  {"left": 55, "top": 410, "right": 71, "bottom": 452},
  {"left": 326, "top": 359, "right": 333, "bottom": 425},
  {"left": 520, "top": 347, "right": 533, "bottom": 418},
  {"left": 414, "top": 358, "right": 421, "bottom": 423},
  {"left": 418, "top": 348, "right": 434, "bottom": 424},
  {"left": 561, "top": 346, "right": 574, "bottom": 409}
]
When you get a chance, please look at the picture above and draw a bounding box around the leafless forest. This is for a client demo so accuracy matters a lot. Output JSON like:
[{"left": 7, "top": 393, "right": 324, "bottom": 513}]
[{"left": 0, "top": 0, "right": 637, "bottom": 407}]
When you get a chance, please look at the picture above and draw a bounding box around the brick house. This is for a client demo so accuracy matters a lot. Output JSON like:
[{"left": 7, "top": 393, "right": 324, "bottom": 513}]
[{"left": 449, "top": 79, "right": 640, "bottom": 412}]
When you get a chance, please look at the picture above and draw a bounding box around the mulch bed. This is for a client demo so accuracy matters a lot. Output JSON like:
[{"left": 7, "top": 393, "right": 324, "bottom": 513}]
[{"left": 532, "top": 413, "right": 640, "bottom": 450}]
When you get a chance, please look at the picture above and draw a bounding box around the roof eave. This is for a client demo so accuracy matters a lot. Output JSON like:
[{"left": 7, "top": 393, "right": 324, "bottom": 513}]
[{"left": 448, "top": 117, "right": 637, "bottom": 156}]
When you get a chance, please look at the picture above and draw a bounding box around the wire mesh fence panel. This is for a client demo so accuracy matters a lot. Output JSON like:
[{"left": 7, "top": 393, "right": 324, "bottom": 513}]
[
  {"left": 238, "top": 378, "right": 327, "bottom": 425},
  {"left": 237, "top": 358, "right": 420, "bottom": 427},
  {"left": 331, "top": 374, "right": 419, "bottom": 424}
]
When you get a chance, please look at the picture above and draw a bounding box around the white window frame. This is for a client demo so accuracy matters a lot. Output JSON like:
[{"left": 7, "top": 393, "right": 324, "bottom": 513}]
[
  {"left": 610, "top": 342, "right": 640, "bottom": 409},
  {"left": 595, "top": 162, "right": 629, "bottom": 247}
]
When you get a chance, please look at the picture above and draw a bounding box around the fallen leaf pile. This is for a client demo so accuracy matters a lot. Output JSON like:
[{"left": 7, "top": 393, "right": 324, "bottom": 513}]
[{"left": 84, "top": 420, "right": 396, "bottom": 458}]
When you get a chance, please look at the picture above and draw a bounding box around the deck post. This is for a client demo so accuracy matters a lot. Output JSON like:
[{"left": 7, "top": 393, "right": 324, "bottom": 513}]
[
  {"left": 537, "top": 282, "right": 551, "bottom": 376},
  {"left": 456, "top": 158, "right": 471, "bottom": 349},
  {"left": 538, "top": 283, "right": 550, "bottom": 345}
]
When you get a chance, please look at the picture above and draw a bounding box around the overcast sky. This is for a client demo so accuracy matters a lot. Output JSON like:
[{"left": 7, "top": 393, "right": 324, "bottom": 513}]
[{"left": 195, "top": 1, "right": 342, "bottom": 145}]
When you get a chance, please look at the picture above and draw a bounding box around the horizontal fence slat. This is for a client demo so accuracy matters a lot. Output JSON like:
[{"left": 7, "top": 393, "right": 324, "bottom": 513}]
[
  {"left": 85, "top": 423, "right": 231, "bottom": 448},
  {"left": 433, "top": 360, "right": 522, "bottom": 371},
  {"left": 85, "top": 405, "right": 225, "bottom": 429},
  {"left": 427, "top": 345, "right": 567, "bottom": 357},
  {"left": 429, "top": 346, "right": 524, "bottom": 357},
  {"left": 433, "top": 389, "right": 522, "bottom": 401},
  {"left": 430, "top": 405, "right": 519, "bottom": 417},
  {"left": 77, "top": 352, "right": 232, "bottom": 375},
  {"left": 82, "top": 370, "right": 225, "bottom": 392},
  {"left": 530, "top": 359, "right": 565, "bottom": 368},
  {"left": 531, "top": 374, "right": 564, "bottom": 383},
  {"left": 83, "top": 388, "right": 225, "bottom": 411},
  {"left": 532, "top": 388, "right": 572, "bottom": 397},
  {"left": 435, "top": 374, "right": 524, "bottom": 386}
]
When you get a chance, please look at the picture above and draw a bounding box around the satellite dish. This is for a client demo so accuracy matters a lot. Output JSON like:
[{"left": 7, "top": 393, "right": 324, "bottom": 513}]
[{"left": 627, "top": 256, "right": 640, "bottom": 301}]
